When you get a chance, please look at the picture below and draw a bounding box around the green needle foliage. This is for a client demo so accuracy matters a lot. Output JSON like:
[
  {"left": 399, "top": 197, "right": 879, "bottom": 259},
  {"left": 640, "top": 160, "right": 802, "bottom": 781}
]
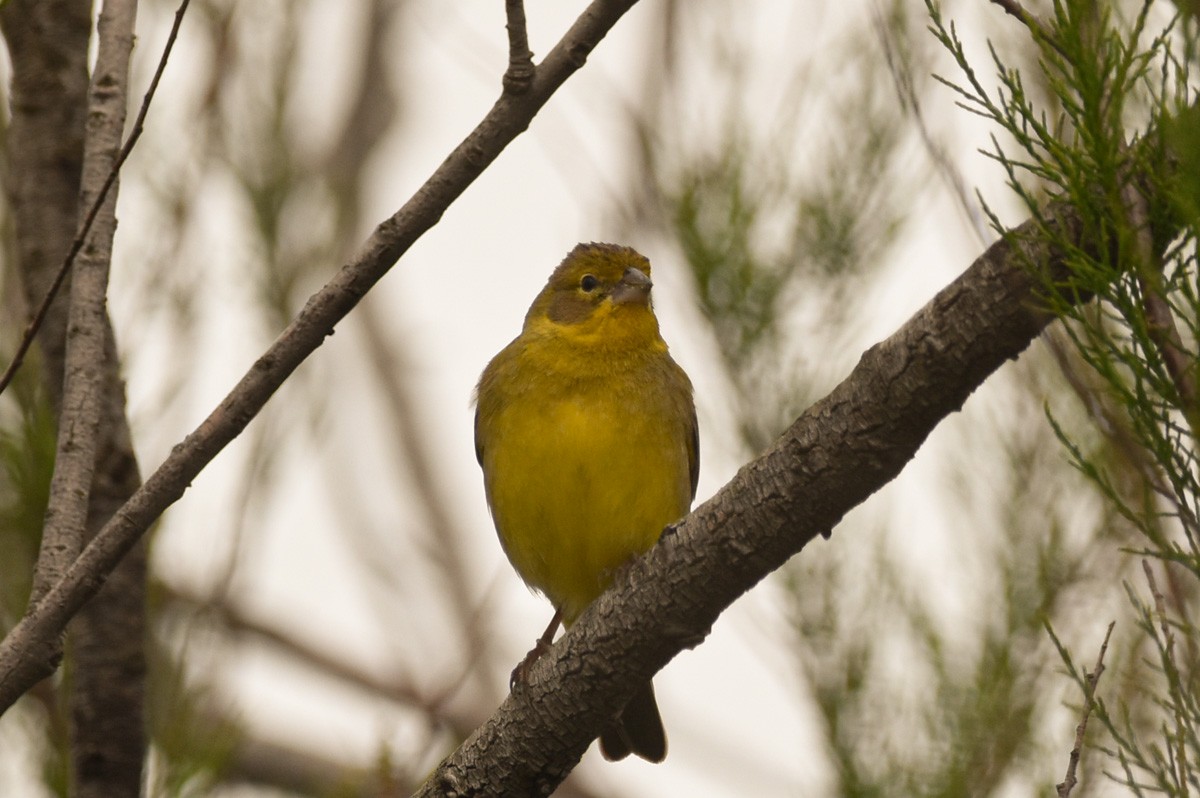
[{"left": 933, "top": 0, "right": 1200, "bottom": 794}]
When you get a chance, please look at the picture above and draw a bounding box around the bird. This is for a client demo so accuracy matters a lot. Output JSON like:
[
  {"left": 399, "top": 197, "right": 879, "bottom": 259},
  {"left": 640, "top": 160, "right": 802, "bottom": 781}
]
[{"left": 474, "top": 242, "right": 698, "bottom": 762}]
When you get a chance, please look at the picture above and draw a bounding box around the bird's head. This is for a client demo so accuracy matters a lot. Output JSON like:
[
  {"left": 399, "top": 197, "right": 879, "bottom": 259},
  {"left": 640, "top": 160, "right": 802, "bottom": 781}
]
[{"left": 524, "top": 243, "right": 662, "bottom": 350}]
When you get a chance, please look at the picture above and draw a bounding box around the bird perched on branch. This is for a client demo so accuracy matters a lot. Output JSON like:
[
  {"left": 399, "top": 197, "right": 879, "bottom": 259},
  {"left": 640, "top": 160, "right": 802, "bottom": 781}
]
[{"left": 474, "top": 242, "right": 698, "bottom": 762}]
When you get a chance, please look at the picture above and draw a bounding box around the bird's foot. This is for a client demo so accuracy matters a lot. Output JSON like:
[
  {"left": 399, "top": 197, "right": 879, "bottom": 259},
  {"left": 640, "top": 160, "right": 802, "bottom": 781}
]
[
  {"left": 509, "top": 637, "right": 552, "bottom": 688},
  {"left": 510, "top": 608, "right": 563, "bottom": 688}
]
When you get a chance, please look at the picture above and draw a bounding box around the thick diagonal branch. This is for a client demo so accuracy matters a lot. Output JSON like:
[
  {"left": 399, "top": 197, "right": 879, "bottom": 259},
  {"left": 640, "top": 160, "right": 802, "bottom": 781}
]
[
  {"left": 0, "top": 0, "right": 643, "bottom": 715},
  {"left": 413, "top": 203, "right": 1109, "bottom": 794}
]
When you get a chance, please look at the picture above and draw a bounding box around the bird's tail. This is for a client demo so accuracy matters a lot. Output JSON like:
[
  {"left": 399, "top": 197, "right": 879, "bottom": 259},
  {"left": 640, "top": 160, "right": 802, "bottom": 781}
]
[{"left": 599, "top": 680, "right": 667, "bottom": 763}]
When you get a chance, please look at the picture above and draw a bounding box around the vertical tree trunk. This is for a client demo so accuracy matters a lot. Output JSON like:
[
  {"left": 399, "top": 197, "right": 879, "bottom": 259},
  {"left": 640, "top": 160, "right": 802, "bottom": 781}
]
[
  {"left": 1, "top": 2, "right": 148, "bottom": 795},
  {"left": 0, "top": 0, "right": 90, "bottom": 413},
  {"left": 71, "top": 325, "right": 145, "bottom": 798}
]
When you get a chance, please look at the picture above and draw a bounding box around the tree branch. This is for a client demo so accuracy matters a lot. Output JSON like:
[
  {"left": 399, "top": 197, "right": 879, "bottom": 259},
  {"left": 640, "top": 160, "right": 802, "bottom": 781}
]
[
  {"left": 503, "top": 0, "right": 535, "bottom": 95},
  {"left": 34, "top": 0, "right": 135, "bottom": 616},
  {"left": 1121, "top": 164, "right": 1198, "bottom": 432},
  {"left": 63, "top": 4, "right": 149, "bottom": 796},
  {"left": 0, "top": 0, "right": 91, "bottom": 410},
  {"left": 1, "top": 2, "right": 152, "bottom": 792},
  {"left": 1142, "top": 560, "right": 1190, "bottom": 796},
  {"left": 413, "top": 192, "right": 1166, "bottom": 793},
  {"left": 986, "top": 0, "right": 1069, "bottom": 60},
  {"left": 0, "top": 0, "right": 644, "bottom": 715},
  {"left": 162, "top": 582, "right": 483, "bottom": 736},
  {"left": 1056, "top": 621, "right": 1113, "bottom": 798}
]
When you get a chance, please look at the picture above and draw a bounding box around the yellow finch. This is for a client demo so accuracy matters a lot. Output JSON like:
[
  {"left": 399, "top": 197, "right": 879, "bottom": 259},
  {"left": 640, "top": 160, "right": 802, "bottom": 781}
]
[{"left": 474, "top": 242, "right": 698, "bottom": 763}]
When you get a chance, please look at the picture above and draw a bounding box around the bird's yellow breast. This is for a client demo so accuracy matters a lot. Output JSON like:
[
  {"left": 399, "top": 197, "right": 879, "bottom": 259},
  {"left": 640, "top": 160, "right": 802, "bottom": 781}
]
[{"left": 476, "top": 320, "right": 694, "bottom": 622}]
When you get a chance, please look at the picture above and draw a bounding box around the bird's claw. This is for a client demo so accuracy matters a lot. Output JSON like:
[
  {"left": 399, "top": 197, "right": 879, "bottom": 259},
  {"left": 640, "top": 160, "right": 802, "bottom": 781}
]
[{"left": 510, "top": 638, "right": 552, "bottom": 688}]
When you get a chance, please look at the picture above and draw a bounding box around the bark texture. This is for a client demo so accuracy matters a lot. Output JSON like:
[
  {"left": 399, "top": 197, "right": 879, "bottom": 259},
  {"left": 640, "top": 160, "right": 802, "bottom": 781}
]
[
  {"left": 67, "top": 1, "right": 147, "bottom": 791},
  {"left": 0, "top": 0, "right": 90, "bottom": 414},
  {"left": 1, "top": 2, "right": 148, "bottom": 795},
  {"left": 413, "top": 206, "right": 1099, "bottom": 795}
]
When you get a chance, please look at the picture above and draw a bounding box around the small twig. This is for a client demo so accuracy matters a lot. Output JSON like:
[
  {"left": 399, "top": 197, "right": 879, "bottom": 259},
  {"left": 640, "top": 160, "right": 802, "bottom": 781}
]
[
  {"left": 1044, "top": 329, "right": 1200, "bottom": 543},
  {"left": 1143, "top": 560, "right": 1190, "bottom": 797},
  {"left": 873, "top": 6, "right": 990, "bottom": 248},
  {"left": 0, "top": 0, "right": 192, "bottom": 399},
  {"left": 1057, "top": 621, "right": 1115, "bottom": 798},
  {"left": 989, "top": 0, "right": 1038, "bottom": 27},
  {"left": 162, "top": 582, "right": 469, "bottom": 727},
  {"left": 987, "top": 0, "right": 1069, "bottom": 59},
  {"left": 1143, "top": 559, "right": 1173, "bottom": 658},
  {"left": 988, "top": 0, "right": 1047, "bottom": 37},
  {"left": 1141, "top": 283, "right": 1197, "bottom": 415},
  {"left": 502, "top": 0, "right": 535, "bottom": 95},
  {"left": 1120, "top": 155, "right": 1199, "bottom": 433}
]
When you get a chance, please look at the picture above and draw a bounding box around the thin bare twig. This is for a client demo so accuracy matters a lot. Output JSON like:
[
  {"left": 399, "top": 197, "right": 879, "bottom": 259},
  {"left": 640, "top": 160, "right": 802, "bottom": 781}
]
[
  {"left": 988, "top": 0, "right": 1044, "bottom": 34},
  {"left": 1056, "top": 621, "right": 1114, "bottom": 797},
  {"left": 987, "top": 0, "right": 1069, "bottom": 59},
  {"left": 1141, "top": 286, "right": 1196, "bottom": 413},
  {"left": 873, "top": 5, "right": 990, "bottom": 247},
  {"left": 1043, "top": 329, "right": 1200, "bottom": 543},
  {"left": 1143, "top": 560, "right": 1190, "bottom": 797},
  {"left": 1120, "top": 159, "right": 1199, "bottom": 432},
  {"left": 989, "top": 0, "right": 1036, "bottom": 25},
  {"left": 163, "top": 582, "right": 478, "bottom": 734},
  {"left": 0, "top": 0, "right": 191, "bottom": 398},
  {"left": 502, "top": 0, "right": 535, "bottom": 95}
]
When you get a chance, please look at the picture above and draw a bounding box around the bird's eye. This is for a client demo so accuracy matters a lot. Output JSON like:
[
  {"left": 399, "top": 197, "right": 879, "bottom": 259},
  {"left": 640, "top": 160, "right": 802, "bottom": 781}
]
[{"left": 580, "top": 274, "right": 599, "bottom": 292}]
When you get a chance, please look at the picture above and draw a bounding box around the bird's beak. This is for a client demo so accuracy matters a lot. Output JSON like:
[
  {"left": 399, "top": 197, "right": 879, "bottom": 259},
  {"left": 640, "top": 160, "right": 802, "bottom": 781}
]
[{"left": 611, "top": 267, "right": 652, "bottom": 306}]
